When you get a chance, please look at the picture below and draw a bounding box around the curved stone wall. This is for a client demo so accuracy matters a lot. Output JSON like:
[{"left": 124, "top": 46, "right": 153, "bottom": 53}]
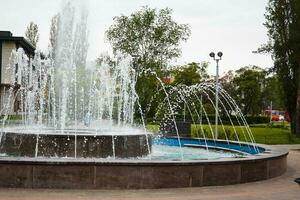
[
  {"left": 0, "top": 145, "right": 288, "bottom": 189},
  {"left": 0, "top": 132, "right": 151, "bottom": 158}
]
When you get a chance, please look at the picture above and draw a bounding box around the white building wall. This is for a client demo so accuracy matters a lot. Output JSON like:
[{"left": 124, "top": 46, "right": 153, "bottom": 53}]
[
  {"left": 1, "top": 41, "right": 16, "bottom": 84},
  {"left": 0, "top": 41, "right": 17, "bottom": 115},
  {"left": 0, "top": 87, "right": 15, "bottom": 115}
]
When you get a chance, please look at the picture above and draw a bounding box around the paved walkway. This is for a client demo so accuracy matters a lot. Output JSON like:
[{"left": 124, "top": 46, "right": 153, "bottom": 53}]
[{"left": 0, "top": 145, "right": 299, "bottom": 200}]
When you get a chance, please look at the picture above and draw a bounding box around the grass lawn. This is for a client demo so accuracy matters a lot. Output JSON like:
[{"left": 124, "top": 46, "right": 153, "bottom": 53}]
[{"left": 146, "top": 124, "right": 300, "bottom": 145}]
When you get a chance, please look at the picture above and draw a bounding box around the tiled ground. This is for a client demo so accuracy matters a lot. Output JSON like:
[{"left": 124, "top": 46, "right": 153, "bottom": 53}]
[{"left": 0, "top": 145, "right": 299, "bottom": 200}]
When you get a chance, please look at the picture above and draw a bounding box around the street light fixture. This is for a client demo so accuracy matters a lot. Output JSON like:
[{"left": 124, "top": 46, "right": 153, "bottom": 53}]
[{"left": 209, "top": 51, "right": 223, "bottom": 139}]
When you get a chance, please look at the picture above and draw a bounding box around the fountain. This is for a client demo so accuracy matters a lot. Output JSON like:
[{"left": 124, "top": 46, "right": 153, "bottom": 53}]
[{"left": 0, "top": 0, "right": 287, "bottom": 189}]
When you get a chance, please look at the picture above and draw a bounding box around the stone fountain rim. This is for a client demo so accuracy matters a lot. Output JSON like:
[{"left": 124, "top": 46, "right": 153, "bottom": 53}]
[
  {"left": 0, "top": 142, "right": 288, "bottom": 165},
  {"left": 0, "top": 140, "right": 288, "bottom": 189},
  {"left": 1, "top": 127, "right": 153, "bottom": 136}
]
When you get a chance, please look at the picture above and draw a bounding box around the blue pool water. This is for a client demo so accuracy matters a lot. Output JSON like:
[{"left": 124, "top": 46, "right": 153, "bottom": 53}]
[
  {"left": 153, "top": 137, "right": 264, "bottom": 155},
  {"left": 139, "top": 137, "right": 264, "bottom": 160},
  {"left": 146, "top": 144, "right": 244, "bottom": 160}
]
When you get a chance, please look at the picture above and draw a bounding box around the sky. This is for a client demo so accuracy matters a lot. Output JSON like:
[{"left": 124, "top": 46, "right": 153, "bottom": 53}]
[{"left": 0, "top": 0, "right": 272, "bottom": 75}]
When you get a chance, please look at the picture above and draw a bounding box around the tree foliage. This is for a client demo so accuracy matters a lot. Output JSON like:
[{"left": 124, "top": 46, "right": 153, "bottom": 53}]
[
  {"left": 232, "top": 67, "right": 266, "bottom": 116},
  {"left": 105, "top": 7, "right": 191, "bottom": 120},
  {"left": 106, "top": 6, "right": 191, "bottom": 75},
  {"left": 219, "top": 70, "right": 235, "bottom": 94},
  {"left": 262, "top": 74, "right": 284, "bottom": 111},
  {"left": 25, "top": 21, "right": 39, "bottom": 48},
  {"left": 172, "top": 62, "right": 209, "bottom": 86},
  {"left": 263, "top": 0, "right": 300, "bottom": 135},
  {"left": 219, "top": 66, "right": 285, "bottom": 117}
]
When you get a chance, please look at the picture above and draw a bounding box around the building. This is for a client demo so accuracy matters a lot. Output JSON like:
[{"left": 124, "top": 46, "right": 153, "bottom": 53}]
[{"left": 0, "top": 31, "right": 35, "bottom": 115}]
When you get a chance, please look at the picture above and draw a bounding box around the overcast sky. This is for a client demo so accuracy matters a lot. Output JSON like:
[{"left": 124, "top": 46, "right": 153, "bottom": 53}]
[{"left": 0, "top": 0, "right": 272, "bottom": 75}]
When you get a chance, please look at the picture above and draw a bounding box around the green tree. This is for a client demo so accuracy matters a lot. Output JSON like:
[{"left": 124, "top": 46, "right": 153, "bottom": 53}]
[
  {"left": 105, "top": 7, "right": 191, "bottom": 120},
  {"left": 173, "top": 62, "right": 209, "bottom": 86},
  {"left": 219, "top": 70, "right": 235, "bottom": 96},
  {"left": 260, "top": 0, "right": 300, "bottom": 135},
  {"left": 25, "top": 21, "right": 39, "bottom": 48},
  {"left": 262, "top": 74, "right": 284, "bottom": 111},
  {"left": 106, "top": 6, "right": 190, "bottom": 75},
  {"left": 232, "top": 66, "right": 266, "bottom": 116}
]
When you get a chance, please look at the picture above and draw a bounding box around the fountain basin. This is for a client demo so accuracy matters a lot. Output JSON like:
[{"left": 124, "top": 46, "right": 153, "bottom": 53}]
[
  {"left": 0, "top": 128, "right": 152, "bottom": 158},
  {"left": 0, "top": 137, "right": 288, "bottom": 189}
]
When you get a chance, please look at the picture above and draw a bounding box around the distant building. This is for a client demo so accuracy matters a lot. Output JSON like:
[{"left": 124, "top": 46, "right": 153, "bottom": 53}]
[{"left": 0, "top": 31, "right": 35, "bottom": 114}]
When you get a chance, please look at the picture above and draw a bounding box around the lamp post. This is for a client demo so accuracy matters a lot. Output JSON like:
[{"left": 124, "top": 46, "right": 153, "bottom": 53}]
[{"left": 209, "top": 51, "right": 223, "bottom": 139}]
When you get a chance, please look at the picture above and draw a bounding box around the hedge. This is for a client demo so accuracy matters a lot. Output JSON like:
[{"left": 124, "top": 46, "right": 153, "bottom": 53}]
[{"left": 146, "top": 115, "right": 270, "bottom": 125}]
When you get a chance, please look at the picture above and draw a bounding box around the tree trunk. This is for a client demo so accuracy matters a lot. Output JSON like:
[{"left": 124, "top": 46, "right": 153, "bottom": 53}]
[{"left": 295, "top": 69, "right": 300, "bottom": 137}]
